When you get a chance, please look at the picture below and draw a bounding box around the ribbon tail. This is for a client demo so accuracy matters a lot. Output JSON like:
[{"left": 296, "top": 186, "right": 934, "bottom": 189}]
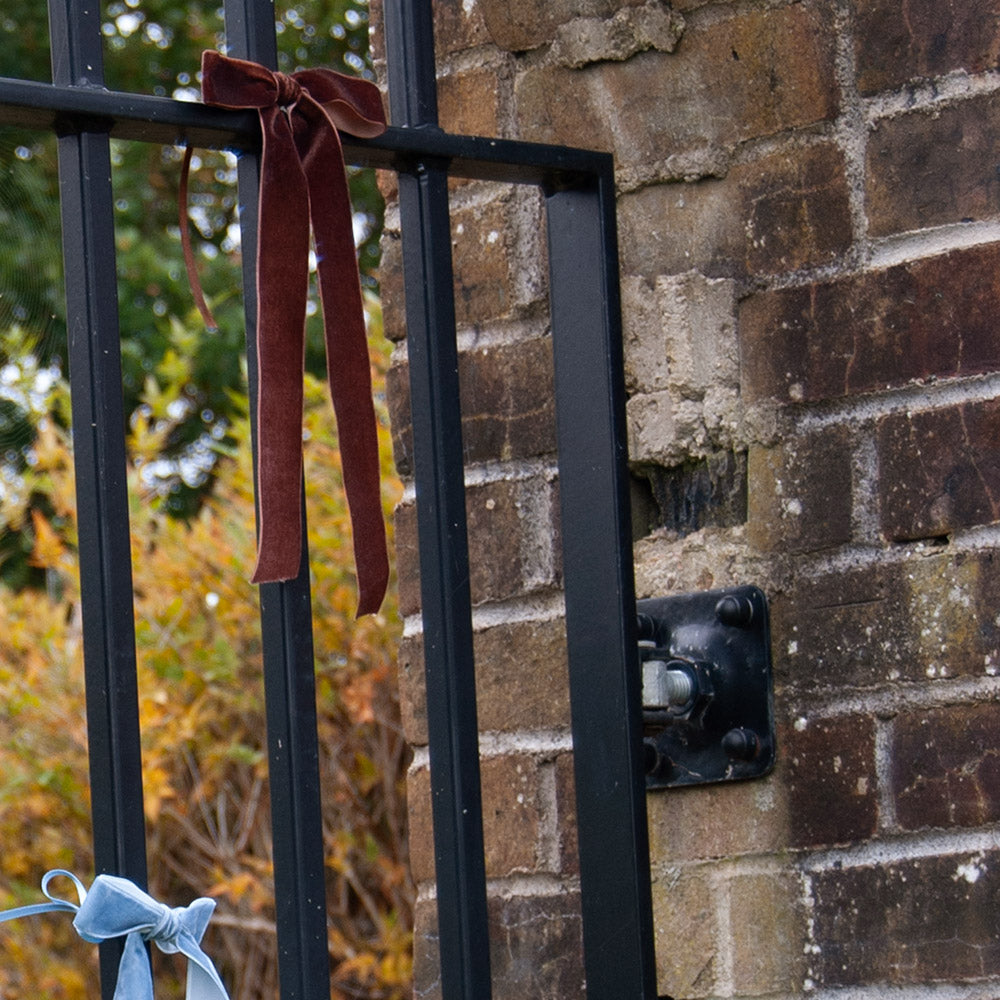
[
  {"left": 181, "top": 939, "right": 232, "bottom": 1000},
  {"left": 297, "top": 104, "right": 389, "bottom": 615},
  {"left": 114, "top": 931, "right": 155, "bottom": 1000},
  {"left": 250, "top": 104, "right": 312, "bottom": 584}
]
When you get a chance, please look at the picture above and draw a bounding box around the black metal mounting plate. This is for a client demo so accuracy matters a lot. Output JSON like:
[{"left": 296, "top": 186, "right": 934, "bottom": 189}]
[{"left": 637, "top": 585, "right": 775, "bottom": 790}]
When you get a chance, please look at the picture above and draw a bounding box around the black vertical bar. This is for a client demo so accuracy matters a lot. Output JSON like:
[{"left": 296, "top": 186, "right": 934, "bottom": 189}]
[
  {"left": 382, "top": 0, "right": 439, "bottom": 128},
  {"left": 383, "top": 3, "right": 493, "bottom": 998},
  {"left": 46, "top": 1, "right": 147, "bottom": 997},
  {"left": 546, "top": 169, "right": 657, "bottom": 999},
  {"left": 222, "top": 2, "right": 332, "bottom": 998}
]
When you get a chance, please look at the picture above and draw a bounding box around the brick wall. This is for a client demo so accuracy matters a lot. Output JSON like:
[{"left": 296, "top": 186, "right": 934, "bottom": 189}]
[{"left": 372, "top": 1, "right": 1000, "bottom": 997}]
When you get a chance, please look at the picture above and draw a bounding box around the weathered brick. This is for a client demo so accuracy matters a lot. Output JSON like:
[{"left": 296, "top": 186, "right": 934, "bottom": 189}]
[
  {"left": 811, "top": 851, "right": 1000, "bottom": 986},
  {"left": 408, "top": 755, "right": 545, "bottom": 882},
  {"left": 783, "top": 714, "right": 878, "bottom": 848},
  {"left": 432, "top": 0, "right": 492, "bottom": 56},
  {"left": 646, "top": 774, "right": 790, "bottom": 863},
  {"left": 387, "top": 337, "right": 557, "bottom": 476},
  {"left": 378, "top": 228, "right": 405, "bottom": 343},
  {"left": 747, "top": 427, "right": 853, "bottom": 554},
  {"left": 853, "top": 0, "right": 1000, "bottom": 95},
  {"left": 891, "top": 703, "right": 1000, "bottom": 831},
  {"left": 516, "top": 3, "right": 837, "bottom": 164},
  {"left": 618, "top": 178, "right": 742, "bottom": 281},
  {"left": 622, "top": 271, "right": 737, "bottom": 397},
  {"left": 618, "top": 140, "right": 850, "bottom": 280},
  {"left": 411, "top": 892, "right": 586, "bottom": 1000},
  {"left": 650, "top": 869, "right": 718, "bottom": 998},
  {"left": 555, "top": 752, "right": 579, "bottom": 875},
  {"left": 741, "top": 243, "right": 1000, "bottom": 404},
  {"left": 632, "top": 451, "right": 747, "bottom": 537},
  {"left": 730, "top": 872, "right": 807, "bottom": 994},
  {"left": 437, "top": 64, "right": 502, "bottom": 137},
  {"left": 772, "top": 549, "right": 1000, "bottom": 691},
  {"left": 397, "top": 617, "right": 571, "bottom": 745},
  {"left": 479, "top": 0, "right": 620, "bottom": 53},
  {"left": 739, "top": 140, "right": 852, "bottom": 275},
  {"left": 395, "top": 475, "right": 561, "bottom": 616},
  {"left": 450, "top": 196, "right": 520, "bottom": 326},
  {"left": 879, "top": 398, "right": 1000, "bottom": 541},
  {"left": 867, "top": 92, "right": 1000, "bottom": 237}
]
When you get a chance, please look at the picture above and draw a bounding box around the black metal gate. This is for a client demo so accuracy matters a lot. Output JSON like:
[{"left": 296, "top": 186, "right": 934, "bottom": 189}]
[{"left": 0, "top": 0, "right": 656, "bottom": 997}]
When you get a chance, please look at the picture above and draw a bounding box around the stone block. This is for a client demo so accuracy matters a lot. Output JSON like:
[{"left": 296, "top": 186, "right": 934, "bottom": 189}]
[
  {"left": 890, "top": 702, "right": 1000, "bottom": 831},
  {"left": 747, "top": 427, "right": 853, "bottom": 554},
  {"left": 867, "top": 91, "right": 1000, "bottom": 237},
  {"left": 879, "top": 399, "right": 1000, "bottom": 541},
  {"left": 740, "top": 244, "right": 1000, "bottom": 404},
  {"left": 811, "top": 851, "right": 1000, "bottom": 986},
  {"left": 853, "top": 0, "right": 1000, "bottom": 95}
]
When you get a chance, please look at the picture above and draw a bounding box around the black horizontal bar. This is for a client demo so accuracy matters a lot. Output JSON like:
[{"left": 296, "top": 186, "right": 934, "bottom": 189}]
[{"left": 0, "top": 74, "right": 610, "bottom": 183}]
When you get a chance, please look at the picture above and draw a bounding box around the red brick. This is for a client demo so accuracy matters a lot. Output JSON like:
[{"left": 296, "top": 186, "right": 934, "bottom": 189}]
[
  {"left": 730, "top": 872, "right": 807, "bottom": 994},
  {"left": 747, "top": 427, "right": 853, "bottom": 554},
  {"left": 772, "top": 549, "right": 1000, "bottom": 691},
  {"left": 387, "top": 337, "right": 557, "bottom": 477},
  {"left": 395, "top": 476, "right": 562, "bottom": 616},
  {"left": 515, "top": 3, "right": 837, "bottom": 164},
  {"left": 891, "top": 703, "right": 1000, "bottom": 831},
  {"left": 783, "top": 715, "right": 878, "bottom": 848},
  {"left": 555, "top": 752, "right": 579, "bottom": 875},
  {"left": 811, "top": 851, "right": 1000, "bottom": 986},
  {"left": 396, "top": 617, "right": 571, "bottom": 745},
  {"left": 411, "top": 892, "right": 586, "bottom": 1000},
  {"left": 853, "top": 0, "right": 1000, "bottom": 95},
  {"left": 479, "top": 0, "right": 618, "bottom": 52},
  {"left": 437, "top": 65, "right": 502, "bottom": 138},
  {"left": 867, "top": 92, "right": 1000, "bottom": 237},
  {"left": 878, "top": 399, "right": 1000, "bottom": 541},
  {"left": 741, "top": 243, "right": 1000, "bottom": 404},
  {"left": 407, "top": 755, "right": 545, "bottom": 882}
]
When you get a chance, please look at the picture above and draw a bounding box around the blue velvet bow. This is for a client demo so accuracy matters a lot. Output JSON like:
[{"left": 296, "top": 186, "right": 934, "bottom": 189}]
[{"left": 0, "top": 870, "right": 230, "bottom": 1000}]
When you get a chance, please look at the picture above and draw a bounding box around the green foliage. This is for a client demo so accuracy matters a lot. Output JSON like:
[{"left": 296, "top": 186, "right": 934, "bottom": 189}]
[
  {"left": 0, "top": 0, "right": 384, "bottom": 535},
  {"left": 0, "top": 3, "right": 408, "bottom": 996},
  {"left": 0, "top": 298, "right": 411, "bottom": 999}
]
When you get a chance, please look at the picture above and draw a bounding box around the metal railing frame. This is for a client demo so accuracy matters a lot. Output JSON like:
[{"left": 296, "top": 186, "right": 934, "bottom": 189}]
[{"left": 0, "top": 0, "right": 657, "bottom": 996}]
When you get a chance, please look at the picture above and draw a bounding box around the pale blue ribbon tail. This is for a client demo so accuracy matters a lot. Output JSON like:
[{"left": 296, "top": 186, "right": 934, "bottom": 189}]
[{"left": 0, "top": 870, "right": 231, "bottom": 1000}]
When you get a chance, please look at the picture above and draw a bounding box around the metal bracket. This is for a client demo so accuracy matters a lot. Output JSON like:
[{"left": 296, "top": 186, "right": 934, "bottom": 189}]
[{"left": 637, "top": 585, "right": 775, "bottom": 789}]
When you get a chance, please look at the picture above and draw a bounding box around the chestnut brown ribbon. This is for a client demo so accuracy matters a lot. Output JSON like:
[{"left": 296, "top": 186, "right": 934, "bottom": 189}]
[{"left": 191, "top": 50, "right": 388, "bottom": 614}]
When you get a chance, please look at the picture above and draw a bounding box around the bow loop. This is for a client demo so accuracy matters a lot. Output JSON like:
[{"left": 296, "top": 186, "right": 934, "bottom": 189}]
[
  {"left": 0, "top": 871, "right": 230, "bottom": 1000},
  {"left": 195, "top": 50, "right": 389, "bottom": 612}
]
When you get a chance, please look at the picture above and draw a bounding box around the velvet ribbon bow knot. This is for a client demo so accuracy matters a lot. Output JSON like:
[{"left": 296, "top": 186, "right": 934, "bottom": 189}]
[
  {"left": 0, "top": 870, "right": 230, "bottom": 1000},
  {"left": 197, "top": 50, "right": 389, "bottom": 614}
]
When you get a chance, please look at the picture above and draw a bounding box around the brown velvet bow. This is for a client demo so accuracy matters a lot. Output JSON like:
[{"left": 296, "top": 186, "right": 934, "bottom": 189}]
[{"left": 195, "top": 50, "right": 389, "bottom": 614}]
